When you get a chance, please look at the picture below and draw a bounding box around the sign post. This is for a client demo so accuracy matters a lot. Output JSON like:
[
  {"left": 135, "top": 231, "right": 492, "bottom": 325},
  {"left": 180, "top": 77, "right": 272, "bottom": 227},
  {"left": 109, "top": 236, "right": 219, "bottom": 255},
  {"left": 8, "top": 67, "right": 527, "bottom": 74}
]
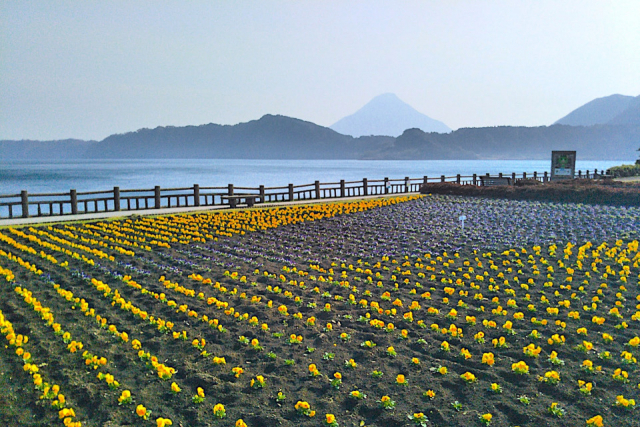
[{"left": 550, "top": 151, "right": 576, "bottom": 181}]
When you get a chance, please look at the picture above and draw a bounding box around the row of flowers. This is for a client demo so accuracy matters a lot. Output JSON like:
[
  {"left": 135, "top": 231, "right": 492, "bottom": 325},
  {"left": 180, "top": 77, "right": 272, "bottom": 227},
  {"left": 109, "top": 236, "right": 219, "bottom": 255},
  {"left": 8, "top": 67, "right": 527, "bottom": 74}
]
[
  {"left": 0, "top": 299, "right": 82, "bottom": 427},
  {"left": 12, "top": 224, "right": 640, "bottom": 402},
  {"left": 1, "top": 195, "right": 638, "bottom": 426}
]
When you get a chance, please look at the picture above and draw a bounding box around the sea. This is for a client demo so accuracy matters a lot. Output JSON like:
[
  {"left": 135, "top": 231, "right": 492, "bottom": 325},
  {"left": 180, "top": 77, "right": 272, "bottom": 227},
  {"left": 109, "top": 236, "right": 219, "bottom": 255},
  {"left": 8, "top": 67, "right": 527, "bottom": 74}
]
[{"left": 0, "top": 159, "right": 627, "bottom": 196}]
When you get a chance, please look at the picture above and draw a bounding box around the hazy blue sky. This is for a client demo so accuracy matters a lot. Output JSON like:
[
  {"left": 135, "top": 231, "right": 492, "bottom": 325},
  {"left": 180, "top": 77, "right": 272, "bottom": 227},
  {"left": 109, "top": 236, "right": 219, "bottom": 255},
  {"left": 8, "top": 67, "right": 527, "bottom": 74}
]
[{"left": 1, "top": 1, "right": 639, "bottom": 141}]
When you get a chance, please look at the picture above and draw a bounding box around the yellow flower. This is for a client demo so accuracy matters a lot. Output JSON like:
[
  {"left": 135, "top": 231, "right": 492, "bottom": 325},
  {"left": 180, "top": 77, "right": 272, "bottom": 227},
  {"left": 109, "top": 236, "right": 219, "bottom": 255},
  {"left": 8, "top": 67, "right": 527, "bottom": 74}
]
[
  {"left": 118, "top": 390, "right": 132, "bottom": 404},
  {"left": 308, "top": 363, "right": 321, "bottom": 376},
  {"left": 171, "top": 382, "right": 181, "bottom": 393},
  {"left": 58, "top": 408, "right": 76, "bottom": 420},
  {"left": 616, "top": 394, "right": 636, "bottom": 408},
  {"left": 460, "top": 372, "right": 477, "bottom": 383},
  {"left": 482, "top": 352, "right": 495, "bottom": 366},
  {"left": 512, "top": 361, "right": 529, "bottom": 375},
  {"left": 396, "top": 374, "right": 406, "bottom": 384},
  {"left": 325, "top": 413, "right": 336, "bottom": 425},
  {"left": 295, "top": 400, "right": 313, "bottom": 416},
  {"left": 136, "top": 404, "right": 148, "bottom": 419},
  {"left": 213, "top": 403, "right": 226, "bottom": 418},
  {"left": 295, "top": 401, "right": 310, "bottom": 410},
  {"left": 156, "top": 418, "right": 173, "bottom": 427},
  {"left": 235, "top": 420, "right": 248, "bottom": 427},
  {"left": 586, "top": 415, "right": 603, "bottom": 427}
]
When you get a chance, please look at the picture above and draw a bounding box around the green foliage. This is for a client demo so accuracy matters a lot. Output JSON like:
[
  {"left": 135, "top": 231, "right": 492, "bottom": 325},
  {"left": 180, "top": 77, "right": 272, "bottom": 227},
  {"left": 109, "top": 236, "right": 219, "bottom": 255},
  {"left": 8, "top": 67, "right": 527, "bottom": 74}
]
[{"left": 609, "top": 164, "right": 640, "bottom": 177}]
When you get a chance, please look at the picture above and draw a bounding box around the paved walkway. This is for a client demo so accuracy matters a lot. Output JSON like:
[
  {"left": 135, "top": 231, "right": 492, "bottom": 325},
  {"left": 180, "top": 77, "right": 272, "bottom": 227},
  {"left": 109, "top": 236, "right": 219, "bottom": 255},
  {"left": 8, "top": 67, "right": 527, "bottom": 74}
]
[
  {"left": 0, "top": 193, "right": 419, "bottom": 227},
  {"left": 615, "top": 176, "right": 640, "bottom": 182}
]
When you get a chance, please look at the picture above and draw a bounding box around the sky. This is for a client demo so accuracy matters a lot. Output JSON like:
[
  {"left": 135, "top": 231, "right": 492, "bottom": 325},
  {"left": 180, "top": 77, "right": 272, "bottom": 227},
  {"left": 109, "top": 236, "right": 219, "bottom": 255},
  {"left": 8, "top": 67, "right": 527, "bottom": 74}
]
[{"left": 1, "top": 1, "right": 639, "bottom": 141}]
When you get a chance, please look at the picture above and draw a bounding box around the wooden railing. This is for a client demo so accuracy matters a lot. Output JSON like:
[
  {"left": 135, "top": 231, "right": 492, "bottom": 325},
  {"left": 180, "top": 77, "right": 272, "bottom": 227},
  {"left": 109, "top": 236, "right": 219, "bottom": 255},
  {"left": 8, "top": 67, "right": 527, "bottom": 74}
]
[{"left": 0, "top": 169, "right": 609, "bottom": 220}]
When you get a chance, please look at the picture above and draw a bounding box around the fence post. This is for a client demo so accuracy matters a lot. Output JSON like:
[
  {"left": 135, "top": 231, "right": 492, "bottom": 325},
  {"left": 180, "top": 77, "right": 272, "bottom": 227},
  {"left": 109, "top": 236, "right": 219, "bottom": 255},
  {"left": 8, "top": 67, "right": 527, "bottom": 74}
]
[
  {"left": 586, "top": 170, "right": 590, "bottom": 179},
  {"left": 259, "top": 185, "right": 265, "bottom": 203},
  {"left": 423, "top": 176, "right": 428, "bottom": 185},
  {"left": 154, "top": 186, "right": 161, "bottom": 209},
  {"left": 193, "top": 184, "right": 200, "bottom": 207},
  {"left": 405, "top": 177, "right": 410, "bottom": 192},
  {"left": 288, "top": 184, "right": 294, "bottom": 201},
  {"left": 362, "top": 178, "right": 368, "bottom": 196},
  {"left": 533, "top": 171, "right": 537, "bottom": 181},
  {"left": 21, "top": 190, "right": 29, "bottom": 218},
  {"left": 340, "top": 180, "right": 345, "bottom": 197},
  {"left": 543, "top": 171, "right": 548, "bottom": 182},
  {"left": 511, "top": 172, "right": 516, "bottom": 182},
  {"left": 498, "top": 173, "right": 503, "bottom": 178},
  {"left": 70, "top": 189, "right": 78, "bottom": 215},
  {"left": 523, "top": 172, "right": 527, "bottom": 179},
  {"left": 384, "top": 177, "right": 389, "bottom": 194},
  {"left": 473, "top": 174, "right": 477, "bottom": 186},
  {"left": 441, "top": 175, "right": 445, "bottom": 183},
  {"left": 114, "top": 187, "right": 121, "bottom": 211},
  {"left": 312, "top": 181, "right": 319, "bottom": 199}
]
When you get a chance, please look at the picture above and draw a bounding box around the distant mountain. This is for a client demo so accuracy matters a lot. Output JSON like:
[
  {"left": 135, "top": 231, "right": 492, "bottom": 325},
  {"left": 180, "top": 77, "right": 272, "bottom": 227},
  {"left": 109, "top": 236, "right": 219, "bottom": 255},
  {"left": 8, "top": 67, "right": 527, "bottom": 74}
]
[
  {"left": 554, "top": 94, "right": 635, "bottom": 126},
  {"left": 0, "top": 139, "right": 95, "bottom": 160},
  {"left": 607, "top": 95, "right": 640, "bottom": 125},
  {"left": 86, "top": 114, "right": 394, "bottom": 159},
  {"left": 364, "top": 124, "right": 640, "bottom": 161},
  {"left": 2, "top": 114, "right": 638, "bottom": 162},
  {"left": 330, "top": 93, "right": 451, "bottom": 137}
]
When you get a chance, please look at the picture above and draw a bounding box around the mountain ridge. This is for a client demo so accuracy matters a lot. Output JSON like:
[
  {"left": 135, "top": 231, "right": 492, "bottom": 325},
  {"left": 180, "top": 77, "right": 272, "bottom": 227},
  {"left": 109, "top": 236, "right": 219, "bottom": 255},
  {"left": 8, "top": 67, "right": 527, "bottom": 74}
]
[
  {"left": 85, "top": 114, "right": 395, "bottom": 160},
  {"left": 607, "top": 95, "right": 640, "bottom": 126},
  {"left": 554, "top": 94, "right": 638, "bottom": 126},
  {"left": 1, "top": 105, "right": 639, "bottom": 161}
]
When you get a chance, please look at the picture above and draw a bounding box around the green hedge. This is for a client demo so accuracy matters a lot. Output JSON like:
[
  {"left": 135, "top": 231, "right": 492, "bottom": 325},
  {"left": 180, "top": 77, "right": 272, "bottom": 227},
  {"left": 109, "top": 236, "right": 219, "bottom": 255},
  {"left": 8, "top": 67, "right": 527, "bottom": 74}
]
[{"left": 609, "top": 164, "right": 640, "bottom": 178}]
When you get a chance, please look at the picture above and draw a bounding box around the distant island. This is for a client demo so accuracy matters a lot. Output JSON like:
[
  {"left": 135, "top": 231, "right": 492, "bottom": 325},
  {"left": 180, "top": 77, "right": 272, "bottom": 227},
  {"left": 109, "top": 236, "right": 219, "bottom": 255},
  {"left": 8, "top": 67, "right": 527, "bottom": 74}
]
[{"left": 1, "top": 93, "right": 639, "bottom": 161}]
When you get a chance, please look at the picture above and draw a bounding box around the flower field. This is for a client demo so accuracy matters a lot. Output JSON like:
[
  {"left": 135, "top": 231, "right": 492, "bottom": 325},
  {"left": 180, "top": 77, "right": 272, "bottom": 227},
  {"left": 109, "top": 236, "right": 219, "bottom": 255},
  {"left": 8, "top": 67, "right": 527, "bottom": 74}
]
[{"left": 1, "top": 194, "right": 640, "bottom": 427}]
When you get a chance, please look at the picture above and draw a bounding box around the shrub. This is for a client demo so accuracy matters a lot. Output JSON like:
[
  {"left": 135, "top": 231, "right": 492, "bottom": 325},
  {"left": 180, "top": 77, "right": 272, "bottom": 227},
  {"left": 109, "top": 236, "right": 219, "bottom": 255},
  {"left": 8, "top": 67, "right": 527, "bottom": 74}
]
[{"left": 609, "top": 164, "right": 640, "bottom": 178}]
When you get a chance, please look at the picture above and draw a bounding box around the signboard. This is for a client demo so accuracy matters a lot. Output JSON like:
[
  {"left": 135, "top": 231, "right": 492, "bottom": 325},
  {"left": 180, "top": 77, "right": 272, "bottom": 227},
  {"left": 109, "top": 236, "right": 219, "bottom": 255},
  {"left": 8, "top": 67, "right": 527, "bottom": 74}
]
[{"left": 550, "top": 151, "right": 576, "bottom": 181}]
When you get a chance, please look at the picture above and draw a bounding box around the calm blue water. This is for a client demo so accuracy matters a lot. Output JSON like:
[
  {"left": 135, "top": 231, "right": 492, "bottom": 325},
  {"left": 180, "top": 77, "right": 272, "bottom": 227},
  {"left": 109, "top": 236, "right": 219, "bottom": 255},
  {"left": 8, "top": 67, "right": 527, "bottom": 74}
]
[{"left": 0, "top": 159, "right": 625, "bottom": 195}]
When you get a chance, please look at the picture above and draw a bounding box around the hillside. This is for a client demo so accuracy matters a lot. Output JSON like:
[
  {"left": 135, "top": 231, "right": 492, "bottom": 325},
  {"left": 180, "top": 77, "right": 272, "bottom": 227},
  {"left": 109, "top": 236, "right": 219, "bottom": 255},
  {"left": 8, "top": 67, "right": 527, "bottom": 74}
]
[
  {"left": 554, "top": 94, "right": 635, "bottom": 126},
  {"left": 330, "top": 93, "right": 451, "bottom": 137},
  {"left": 86, "top": 115, "right": 394, "bottom": 160},
  {"left": 607, "top": 95, "right": 640, "bottom": 125}
]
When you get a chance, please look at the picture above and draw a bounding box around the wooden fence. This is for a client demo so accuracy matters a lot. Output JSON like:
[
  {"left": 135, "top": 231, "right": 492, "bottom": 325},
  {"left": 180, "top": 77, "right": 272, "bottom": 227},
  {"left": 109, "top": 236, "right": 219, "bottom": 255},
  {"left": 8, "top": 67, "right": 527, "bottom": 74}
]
[{"left": 0, "top": 169, "right": 609, "bottom": 220}]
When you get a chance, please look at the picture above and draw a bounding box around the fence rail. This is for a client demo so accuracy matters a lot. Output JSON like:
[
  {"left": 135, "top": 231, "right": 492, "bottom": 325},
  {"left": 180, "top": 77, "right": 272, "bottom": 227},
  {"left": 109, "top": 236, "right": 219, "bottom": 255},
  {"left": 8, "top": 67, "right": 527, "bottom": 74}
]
[{"left": 0, "top": 169, "right": 610, "bottom": 220}]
